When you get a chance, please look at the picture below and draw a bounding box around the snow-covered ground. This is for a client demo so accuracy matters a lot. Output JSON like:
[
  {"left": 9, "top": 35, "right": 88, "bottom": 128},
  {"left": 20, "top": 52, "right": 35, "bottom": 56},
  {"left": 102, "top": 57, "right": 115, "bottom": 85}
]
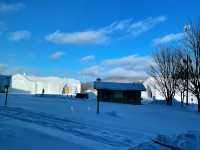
[{"left": 0, "top": 94, "right": 200, "bottom": 150}]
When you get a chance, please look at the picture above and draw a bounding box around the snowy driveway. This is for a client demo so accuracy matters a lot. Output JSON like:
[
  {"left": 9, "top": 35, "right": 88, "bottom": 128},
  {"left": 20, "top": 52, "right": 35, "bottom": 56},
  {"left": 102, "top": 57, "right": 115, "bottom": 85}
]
[
  {"left": 0, "top": 106, "right": 146, "bottom": 150},
  {"left": 1, "top": 94, "right": 200, "bottom": 150}
]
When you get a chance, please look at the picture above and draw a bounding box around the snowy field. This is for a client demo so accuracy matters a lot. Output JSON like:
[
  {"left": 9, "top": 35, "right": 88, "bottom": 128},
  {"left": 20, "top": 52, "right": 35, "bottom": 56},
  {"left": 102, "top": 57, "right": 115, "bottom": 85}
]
[{"left": 0, "top": 94, "right": 200, "bottom": 150}]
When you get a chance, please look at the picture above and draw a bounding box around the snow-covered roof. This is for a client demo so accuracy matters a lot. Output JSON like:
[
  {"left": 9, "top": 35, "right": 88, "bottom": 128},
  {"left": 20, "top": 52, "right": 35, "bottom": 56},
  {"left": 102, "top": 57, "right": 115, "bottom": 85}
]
[
  {"left": 0, "top": 75, "right": 11, "bottom": 87},
  {"left": 94, "top": 81, "right": 146, "bottom": 91}
]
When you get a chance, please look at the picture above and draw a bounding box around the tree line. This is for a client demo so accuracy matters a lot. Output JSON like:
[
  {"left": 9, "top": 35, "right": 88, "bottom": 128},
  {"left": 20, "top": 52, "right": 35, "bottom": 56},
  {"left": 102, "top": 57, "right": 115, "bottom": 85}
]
[{"left": 150, "top": 18, "right": 200, "bottom": 112}]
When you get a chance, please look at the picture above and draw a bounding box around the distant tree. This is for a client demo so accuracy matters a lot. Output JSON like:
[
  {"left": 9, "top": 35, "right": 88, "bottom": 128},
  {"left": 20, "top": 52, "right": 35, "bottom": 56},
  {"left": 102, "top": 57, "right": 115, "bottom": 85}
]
[
  {"left": 81, "top": 82, "right": 93, "bottom": 93},
  {"left": 149, "top": 47, "right": 180, "bottom": 105},
  {"left": 184, "top": 19, "right": 200, "bottom": 112}
]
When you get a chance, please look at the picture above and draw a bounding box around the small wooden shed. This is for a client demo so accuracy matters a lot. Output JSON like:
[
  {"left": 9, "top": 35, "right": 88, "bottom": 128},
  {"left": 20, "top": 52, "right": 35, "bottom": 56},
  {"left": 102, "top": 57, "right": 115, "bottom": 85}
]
[
  {"left": 0, "top": 75, "right": 11, "bottom": 93},
  {"left": 94, "top": 81, "right": 146, "bottom": 105}
]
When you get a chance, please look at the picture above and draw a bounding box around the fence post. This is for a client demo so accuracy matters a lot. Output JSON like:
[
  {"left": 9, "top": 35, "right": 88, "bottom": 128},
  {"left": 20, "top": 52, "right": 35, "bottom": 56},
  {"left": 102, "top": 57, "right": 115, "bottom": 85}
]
[
  {"left": 4, "top": 86, "right": 9, "bottom": 106},
  {"left": 97, "top": 96, "right": 100, "bottom": 114}
]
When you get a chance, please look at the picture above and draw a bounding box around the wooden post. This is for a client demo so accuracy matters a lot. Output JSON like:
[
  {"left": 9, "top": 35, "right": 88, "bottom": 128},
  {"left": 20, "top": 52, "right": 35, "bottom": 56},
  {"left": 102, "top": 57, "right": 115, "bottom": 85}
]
[
  {"left": 95, "top": 78, "right": 101, "bottom": 114},
  {"left": 4, "top": 86, "right": 9, "bottom": 106},
  {"left": 186, "top": 54, "right": 189, "bottom": 105},
  {"left": 97, "top": 94, "right": 100, "bottom": 114}
]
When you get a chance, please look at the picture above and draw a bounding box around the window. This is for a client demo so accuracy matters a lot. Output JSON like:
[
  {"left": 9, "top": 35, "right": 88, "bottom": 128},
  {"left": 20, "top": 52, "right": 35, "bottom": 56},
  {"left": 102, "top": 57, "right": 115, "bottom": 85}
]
[{"left": 113, "top": 91, "right": 123, "bottom": 99}]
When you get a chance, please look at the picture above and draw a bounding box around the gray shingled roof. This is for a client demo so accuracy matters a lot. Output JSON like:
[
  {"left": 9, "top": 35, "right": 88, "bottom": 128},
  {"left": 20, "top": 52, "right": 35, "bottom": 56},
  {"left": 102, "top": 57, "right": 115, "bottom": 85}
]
[{"left": 94, "top": 81, "right": 146, "bottom": 91}]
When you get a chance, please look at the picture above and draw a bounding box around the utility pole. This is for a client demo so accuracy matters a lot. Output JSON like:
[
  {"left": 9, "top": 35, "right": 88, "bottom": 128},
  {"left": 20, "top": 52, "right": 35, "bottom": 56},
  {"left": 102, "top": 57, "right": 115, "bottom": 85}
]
[
  {"left": 97, "top": 95, "right": 100, "bottom": 114},
  {"left": 95, "top": 78, "right": 101, "bottom": 114},
  {"left": 186, "top": 54, "right": 189, "bottom": 105}
]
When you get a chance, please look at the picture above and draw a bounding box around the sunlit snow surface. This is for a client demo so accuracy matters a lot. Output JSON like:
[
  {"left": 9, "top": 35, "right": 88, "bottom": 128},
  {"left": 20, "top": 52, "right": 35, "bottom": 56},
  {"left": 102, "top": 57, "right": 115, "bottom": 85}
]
[{"left": 0, "top": 94, "right": 200, "bottom": 150}]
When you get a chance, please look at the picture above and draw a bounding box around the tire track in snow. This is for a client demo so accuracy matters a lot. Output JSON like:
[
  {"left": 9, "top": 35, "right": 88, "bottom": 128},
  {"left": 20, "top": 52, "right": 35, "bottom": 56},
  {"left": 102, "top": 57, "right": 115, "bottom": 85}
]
[{"left": 0, "top": 106, "right": 137, "bottom": 149}]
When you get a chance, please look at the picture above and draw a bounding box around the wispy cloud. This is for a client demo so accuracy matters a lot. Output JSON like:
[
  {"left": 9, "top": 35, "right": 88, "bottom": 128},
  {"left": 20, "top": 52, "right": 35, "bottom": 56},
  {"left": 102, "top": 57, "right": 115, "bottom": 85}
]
[
  {"left": 103, "top": 55, "right": 152, "bottom": 70},
  {"left": 125, "top": 16, "right": 167, "bottom": 37},
  {"left": 80, "top": 55, "right": 153, "bottom": 79},
  {"left": 106, "top": 67, "right": 148, "bottom": 79},
  {"left": 153, "top": 32, "right": 184, "bottom": 45},
  {"left": 46, "top": 30, "right": 107, "bottom": 45},
  {"left": 0, "top": 63, "right": 40, "bottom": 76},
  {"left": 81, "top": 55, "right": 95, "bottom": 62},
  {"left": 50, "top": 51, "right": 65, "bottom": 60},
  {"left": 0, "top": 64, "right": 7, "bottom": 74},
  {"left": 80, "top": 65, "right": 101, "bottom": 77},
  {"left": 9, "top": 66, "right": 39, "bottom": 75},
  {"left": 46, "top": 16, "right": 167, "bottom": 45},
  {"left": 0, "top": 2, "right": 25, "bottom": 13},
  {"left": 9, "top": 30, "right": 31, "bottom": 41}
]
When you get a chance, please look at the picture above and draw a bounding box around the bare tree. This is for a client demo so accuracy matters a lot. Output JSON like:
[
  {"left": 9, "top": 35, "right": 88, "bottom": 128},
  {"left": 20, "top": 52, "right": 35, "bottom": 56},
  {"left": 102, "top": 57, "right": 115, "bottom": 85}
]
[
  {"left": 149, "top": 47, "right": 180, "bottom": 105},
  {"left": 185, "top": 19, "right": 200, "bottom": 112},
  {"left": 175, "top": 49, "right": 188, "bottom": 105}
]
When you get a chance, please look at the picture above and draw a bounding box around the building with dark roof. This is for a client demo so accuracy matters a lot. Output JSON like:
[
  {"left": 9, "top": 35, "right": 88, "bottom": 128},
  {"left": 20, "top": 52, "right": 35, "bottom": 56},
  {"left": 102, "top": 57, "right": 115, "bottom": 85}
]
[
  {"left": 0, "top": 75, "right": 11, "bottom": 93},
  {"left": 94, "top": 81, "right": 146, "bottom": 105}
]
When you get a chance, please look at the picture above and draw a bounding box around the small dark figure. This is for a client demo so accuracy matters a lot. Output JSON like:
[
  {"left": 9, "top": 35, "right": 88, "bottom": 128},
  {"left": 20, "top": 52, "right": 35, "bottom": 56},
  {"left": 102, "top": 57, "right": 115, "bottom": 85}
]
[
  {"left": 41, "top": 88, "right": 45, "bottom": 97},
  {"left": 62, "top": 88, "right": 65, "bottom": 95}
]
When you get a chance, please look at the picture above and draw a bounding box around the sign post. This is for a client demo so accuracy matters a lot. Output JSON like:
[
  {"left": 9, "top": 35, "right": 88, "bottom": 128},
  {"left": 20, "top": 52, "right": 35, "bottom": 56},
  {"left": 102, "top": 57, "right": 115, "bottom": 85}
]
[
  {"left": 4, "top": 85, "right": 9, "bottom": 106},
  {"left": 97, "top": 96, "right": 99, "bottom": 114},
  {"left": 95, "top": 78, "right": 101, "bottom": 114},
  {"left": 0, "top": 75, "right": 11, "bottom": 106}
]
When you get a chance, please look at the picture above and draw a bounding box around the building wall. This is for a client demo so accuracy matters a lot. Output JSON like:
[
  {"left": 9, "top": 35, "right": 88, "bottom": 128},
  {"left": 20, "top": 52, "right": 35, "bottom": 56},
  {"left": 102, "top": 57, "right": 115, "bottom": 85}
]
[
  {"left": 142, "top": 77, "right": 198, "bottom": 104},
  {"left": 97, "top": 89, "right": 141, "bottom": 104}
]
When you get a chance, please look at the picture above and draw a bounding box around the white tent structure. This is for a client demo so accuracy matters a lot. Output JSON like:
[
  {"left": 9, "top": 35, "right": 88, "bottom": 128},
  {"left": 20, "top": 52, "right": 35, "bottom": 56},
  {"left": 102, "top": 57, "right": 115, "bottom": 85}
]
[
  {"left": 10, "top": 74, "right": 81, "bottom": 95},
  {"left": 142, "top": 77, "right": 197, "bottom": 104}
]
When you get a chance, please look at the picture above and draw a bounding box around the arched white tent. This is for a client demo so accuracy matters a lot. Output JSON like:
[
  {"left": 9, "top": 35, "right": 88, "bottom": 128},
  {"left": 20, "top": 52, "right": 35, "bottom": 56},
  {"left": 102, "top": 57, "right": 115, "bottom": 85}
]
[
  {"left": 11, "top": 74, "right": 36, "bottom": 94},
  {"left": 10, "top": 74, "right": 81, "bottom": 95}
]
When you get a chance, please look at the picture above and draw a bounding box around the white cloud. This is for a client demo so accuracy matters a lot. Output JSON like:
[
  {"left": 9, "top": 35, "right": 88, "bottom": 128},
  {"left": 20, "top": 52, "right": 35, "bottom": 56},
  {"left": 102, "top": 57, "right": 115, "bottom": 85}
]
[
  {"left": 0, "top": 64, "right": 7, "bottom": 74},
  {"left": 0, "top": 2, "right": 25, "bottom": 13},
  {"left": 9, "top": 30, "right": 31, "bottom": 41},
  {"left": 46, "top": 16, "right": 167, "bottom": 45},
  {"left": 50, "top": 51, "right": 65, "bottom": 60},
  {"left": 127, "top": 16, "right": 167, "bottom": 37},
  {"left": 153, "top": 32, "right": 184, "bottom": 45},
  {"left": 80, "top": 66, "right": 101, "bottom": 77},
  {"left": 81, "top": 55, "right": 95, "bottom": 62},
  {"left": 106, "top": 67, "right": 148, "bottom": 78},
  {"left": 45, "top": 30, "right": 107, "bottom": 45},
  {"left": 103, "top": 55, "right": 152, "bottom": 67},
  {"left": 0, "top": 63, "right": 39, "bottom": 75},
  {"left": 80, "top": 55, "right": 153, "bottom": 79}
]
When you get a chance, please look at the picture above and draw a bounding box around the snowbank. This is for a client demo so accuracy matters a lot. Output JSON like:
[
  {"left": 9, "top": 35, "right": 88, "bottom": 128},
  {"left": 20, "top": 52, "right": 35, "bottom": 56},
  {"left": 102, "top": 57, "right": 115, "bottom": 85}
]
[{"left": 130, "top": 131, "right": 200, "bottom": 150}]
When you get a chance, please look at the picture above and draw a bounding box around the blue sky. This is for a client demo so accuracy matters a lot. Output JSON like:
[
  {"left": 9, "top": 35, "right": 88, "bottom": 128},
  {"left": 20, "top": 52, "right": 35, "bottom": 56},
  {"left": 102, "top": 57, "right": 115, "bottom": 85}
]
[{"left": 0, "top": 0, "right": 199, "bottom": 81}]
